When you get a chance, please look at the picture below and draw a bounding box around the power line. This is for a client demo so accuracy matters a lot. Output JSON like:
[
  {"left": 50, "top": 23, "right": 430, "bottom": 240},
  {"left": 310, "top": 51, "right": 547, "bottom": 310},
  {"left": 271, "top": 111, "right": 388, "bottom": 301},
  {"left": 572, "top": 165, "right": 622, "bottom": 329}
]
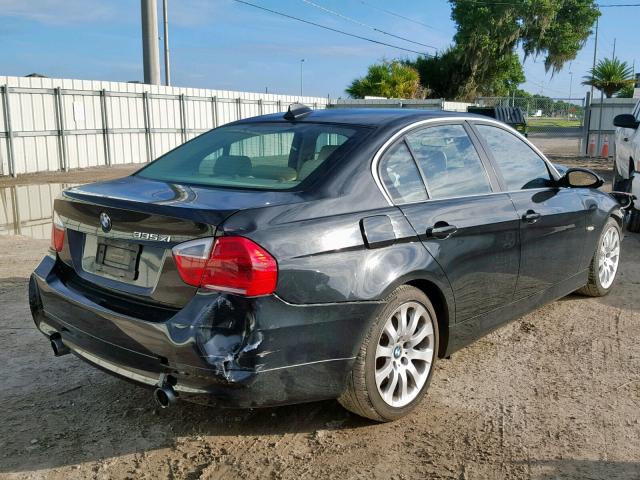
[
  {"left": 357, "top": 0, "right": 438, "bottom": 31},
  {"left": 231, "top": 0, "right": 432, "bottom": 56},
  {"left": 459, "top": 1, "right": 640, "bottom": 6},
  {"left": 300, "top": 0, "right": 438, "bottom": 50},
  {"left": 527, "top": 79, "right": 570, "bottom": 96}
]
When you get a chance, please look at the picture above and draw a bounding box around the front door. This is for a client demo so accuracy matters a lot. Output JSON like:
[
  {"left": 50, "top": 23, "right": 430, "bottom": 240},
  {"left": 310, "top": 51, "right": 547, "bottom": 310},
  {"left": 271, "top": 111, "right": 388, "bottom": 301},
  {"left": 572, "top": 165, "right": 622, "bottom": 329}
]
[
  {"left": 473, "top": 123, "right": 587, "bottom": 298},
  {"left": 378, "top": 123, "right": 521, "bottom": 323},
  {"left": 614, "top": 101, "right": 640, "bottom": 182}
]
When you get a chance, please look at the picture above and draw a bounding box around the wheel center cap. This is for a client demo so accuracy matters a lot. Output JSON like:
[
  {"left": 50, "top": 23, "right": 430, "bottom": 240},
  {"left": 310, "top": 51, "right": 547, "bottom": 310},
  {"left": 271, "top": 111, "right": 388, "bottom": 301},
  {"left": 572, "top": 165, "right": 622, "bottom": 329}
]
[{"left": 393, "top": 346, "right": 402, "bottom": 358}]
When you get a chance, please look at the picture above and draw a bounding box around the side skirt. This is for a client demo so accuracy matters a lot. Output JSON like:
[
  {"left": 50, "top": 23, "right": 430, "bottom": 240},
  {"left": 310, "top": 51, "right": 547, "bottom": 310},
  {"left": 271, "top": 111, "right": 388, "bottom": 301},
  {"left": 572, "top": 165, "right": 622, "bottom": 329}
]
[{"left": 446, "top": 270, "right": 589, "bottom": 356}]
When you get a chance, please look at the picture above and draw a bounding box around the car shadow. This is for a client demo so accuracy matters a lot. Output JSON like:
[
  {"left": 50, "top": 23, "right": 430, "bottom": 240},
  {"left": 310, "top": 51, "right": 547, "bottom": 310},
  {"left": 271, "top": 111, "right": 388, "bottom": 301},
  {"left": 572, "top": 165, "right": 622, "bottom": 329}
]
[
  {"left": 0, "top": 270, "right": 373, "bottom": 475},
  {"left": 518, "top": 459, "right": 640, "bottom": 480},
  {"left": 0, "top": 364, "right": 375, "bottom": 474}
]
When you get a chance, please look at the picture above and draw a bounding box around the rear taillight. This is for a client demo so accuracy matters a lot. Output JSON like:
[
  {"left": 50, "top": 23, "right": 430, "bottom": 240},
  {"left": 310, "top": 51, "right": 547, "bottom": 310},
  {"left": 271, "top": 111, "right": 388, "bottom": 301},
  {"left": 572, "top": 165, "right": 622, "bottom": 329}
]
[
  {"left": 50, "top": 211, "right": 64, "bottom": 252},
  {"left": 172, "top": 236, "right": 278, "bottom": 296}
]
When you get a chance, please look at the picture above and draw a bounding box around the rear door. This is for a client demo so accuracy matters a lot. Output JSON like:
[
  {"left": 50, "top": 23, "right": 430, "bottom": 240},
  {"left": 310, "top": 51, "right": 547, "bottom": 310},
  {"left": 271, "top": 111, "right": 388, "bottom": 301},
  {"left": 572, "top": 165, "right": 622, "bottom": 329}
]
[
  {"left": 378, "top": 122, "right": 520, "bottom": 323},
  {"left": 471, "top": 122, "right": 587, "bottom": 299}
]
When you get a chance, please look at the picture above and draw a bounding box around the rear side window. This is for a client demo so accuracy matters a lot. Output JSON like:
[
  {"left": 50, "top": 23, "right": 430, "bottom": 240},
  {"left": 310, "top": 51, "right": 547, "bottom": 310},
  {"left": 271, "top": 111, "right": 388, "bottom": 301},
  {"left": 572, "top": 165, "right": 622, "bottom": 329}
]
[
  {"left": 406, "top": 124, "right": 492, "bottom": 199},
  {"left": 475, "top": 125, "right": 552, "bottom": 190},
  {"left": 137, "top": 123, "right": 366, "bottom": 190},
  {"left": 379, "top": 142, "right": 428, "bottom": 204}
]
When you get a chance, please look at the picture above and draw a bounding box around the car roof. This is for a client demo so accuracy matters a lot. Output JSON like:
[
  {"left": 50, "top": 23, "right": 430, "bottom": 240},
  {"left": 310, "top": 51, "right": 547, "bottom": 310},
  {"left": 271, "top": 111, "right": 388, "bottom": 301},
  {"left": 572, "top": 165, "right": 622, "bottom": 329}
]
[{"left": 238, "top": 108, "right": 485, "bottom": 128}]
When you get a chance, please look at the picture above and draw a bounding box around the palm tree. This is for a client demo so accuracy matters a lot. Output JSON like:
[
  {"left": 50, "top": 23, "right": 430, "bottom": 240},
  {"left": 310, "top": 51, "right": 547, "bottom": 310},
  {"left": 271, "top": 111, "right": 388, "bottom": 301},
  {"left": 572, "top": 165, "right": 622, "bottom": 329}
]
[
  {"left": 582, "top": 58, "right": 635, "bottom": 98},
  {"left": 346, "top": 60, "right": 424, "bottom": 99}
]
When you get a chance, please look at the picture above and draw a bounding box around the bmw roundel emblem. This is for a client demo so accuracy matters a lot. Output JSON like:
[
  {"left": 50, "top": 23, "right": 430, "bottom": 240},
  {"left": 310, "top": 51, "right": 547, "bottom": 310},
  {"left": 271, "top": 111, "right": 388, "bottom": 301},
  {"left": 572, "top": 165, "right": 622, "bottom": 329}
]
[{"left": 99, "top": 212, "right": 112, "bottom": 233}]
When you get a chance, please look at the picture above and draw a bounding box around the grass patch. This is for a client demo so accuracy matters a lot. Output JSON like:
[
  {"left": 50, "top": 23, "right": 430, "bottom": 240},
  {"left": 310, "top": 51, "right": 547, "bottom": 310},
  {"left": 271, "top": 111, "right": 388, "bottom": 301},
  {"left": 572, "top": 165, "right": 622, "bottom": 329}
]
[{"left": 526, "top": 118, "right": 582, "bottom": 128}]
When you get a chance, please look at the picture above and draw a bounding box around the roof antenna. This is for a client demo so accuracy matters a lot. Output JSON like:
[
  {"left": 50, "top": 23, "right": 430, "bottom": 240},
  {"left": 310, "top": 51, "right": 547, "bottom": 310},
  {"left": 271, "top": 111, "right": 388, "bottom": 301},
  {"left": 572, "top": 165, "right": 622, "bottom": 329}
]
[{"left": 283, "top": 103, "right": 312, "bottom": 121}]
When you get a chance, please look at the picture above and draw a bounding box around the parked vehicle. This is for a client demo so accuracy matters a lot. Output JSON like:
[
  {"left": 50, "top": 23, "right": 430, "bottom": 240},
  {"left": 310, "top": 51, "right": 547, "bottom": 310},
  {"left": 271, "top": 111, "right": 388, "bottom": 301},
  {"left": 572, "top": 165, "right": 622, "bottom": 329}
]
[
  {"left": 467, "top": 106, "right": 528, "bottom": 136},
  {"left": 613, "top": 99, "right": 640, "bottom": 232},
  {"left": 29, "top": 105, "right": 626, "bottom": 421}
]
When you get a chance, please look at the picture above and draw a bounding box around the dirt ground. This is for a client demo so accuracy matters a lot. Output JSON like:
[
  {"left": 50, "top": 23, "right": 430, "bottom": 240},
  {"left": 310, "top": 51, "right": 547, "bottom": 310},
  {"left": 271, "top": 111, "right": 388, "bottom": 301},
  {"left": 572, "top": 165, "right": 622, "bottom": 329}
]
[{"left": 1, "top": 161, "right": 639, "bottom": 480}]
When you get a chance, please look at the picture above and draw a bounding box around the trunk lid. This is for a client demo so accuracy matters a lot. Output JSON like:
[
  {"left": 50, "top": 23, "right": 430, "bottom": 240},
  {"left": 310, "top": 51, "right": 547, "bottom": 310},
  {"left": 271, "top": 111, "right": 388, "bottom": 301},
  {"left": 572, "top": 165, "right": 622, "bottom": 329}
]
[{"left": 55, "top": 175, "right": 303, "bottom": 309}]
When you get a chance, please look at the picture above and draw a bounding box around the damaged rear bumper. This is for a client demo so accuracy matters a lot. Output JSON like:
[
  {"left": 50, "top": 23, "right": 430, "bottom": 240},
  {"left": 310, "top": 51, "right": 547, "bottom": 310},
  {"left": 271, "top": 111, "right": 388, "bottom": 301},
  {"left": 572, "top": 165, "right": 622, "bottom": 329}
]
[{"left": 29, "top": 255, "right": 380, "bottom": 408}]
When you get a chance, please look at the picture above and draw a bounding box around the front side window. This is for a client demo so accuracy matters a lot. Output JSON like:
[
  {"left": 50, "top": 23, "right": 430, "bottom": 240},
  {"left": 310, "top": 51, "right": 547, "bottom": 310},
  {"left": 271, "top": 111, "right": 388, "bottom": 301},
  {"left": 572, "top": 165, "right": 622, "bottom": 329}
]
[
  {"left": 379, "top": 142, "right": 428, "bottom": 204},
  {"left": 406, "top": 124, "right": 492, "bottom": 199},
  {"left": 475, "top": 124, "right": 552, "bottom": 190},
  {"left": 137, "top": 123, "right": 366, "bottom": 190}
]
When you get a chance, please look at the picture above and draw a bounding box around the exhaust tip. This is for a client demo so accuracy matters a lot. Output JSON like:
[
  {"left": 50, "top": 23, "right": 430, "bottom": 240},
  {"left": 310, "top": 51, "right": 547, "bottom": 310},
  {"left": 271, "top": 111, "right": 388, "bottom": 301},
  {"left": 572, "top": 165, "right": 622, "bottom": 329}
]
[
  {"left": 50, "top": 335, "right": 70, "bottom": 357},
  {"left": 154, "top": 385, "right": 177, "bottom": 408}
]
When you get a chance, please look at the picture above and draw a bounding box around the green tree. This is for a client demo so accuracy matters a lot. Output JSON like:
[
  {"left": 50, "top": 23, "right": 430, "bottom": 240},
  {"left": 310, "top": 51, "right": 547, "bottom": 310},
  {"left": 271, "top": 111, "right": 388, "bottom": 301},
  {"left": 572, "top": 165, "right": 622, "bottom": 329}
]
[
  {"left": 446, "top": 0, "right": 599, "bottom": 99},
  {"left": 347, "top": 1, "right": 599, "bottom": 100},
  {"left": 410, "top": 48, "right": 524, "bottom": 99},
  {"left": 409, "top": 48, "right": 462, "bottom": 99},
  {"left": 346, "top": 60, "right": 423, "bottom": 99},
  {"left": 582, "top": 58, "right": 635, "bottom": 98}
]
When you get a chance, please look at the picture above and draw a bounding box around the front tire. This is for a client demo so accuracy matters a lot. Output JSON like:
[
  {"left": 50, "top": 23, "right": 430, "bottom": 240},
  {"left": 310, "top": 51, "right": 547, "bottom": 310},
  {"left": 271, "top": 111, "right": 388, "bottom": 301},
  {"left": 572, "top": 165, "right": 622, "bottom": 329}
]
[
  {"left": 629, "top": 209, "right": 640, "bottom": 233},
  {"left": 628, "top": 173, "right": 640, "bottom": 233},
  {"left": 338, "top": 285, "right": 439, "bottom": 422},
  {"left": 578, "top": 218, "right": 621, "bottom": 297},
  {"left": 612, "top": 159, "right": 631, "bottom": 192}
]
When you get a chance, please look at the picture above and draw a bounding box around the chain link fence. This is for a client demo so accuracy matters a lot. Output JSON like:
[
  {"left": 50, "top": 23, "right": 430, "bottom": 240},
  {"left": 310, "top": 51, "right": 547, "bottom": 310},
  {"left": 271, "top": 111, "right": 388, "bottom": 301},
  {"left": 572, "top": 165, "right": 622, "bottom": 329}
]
[{"left": 476, "top": 96, "right": 587, "bottom": 156}]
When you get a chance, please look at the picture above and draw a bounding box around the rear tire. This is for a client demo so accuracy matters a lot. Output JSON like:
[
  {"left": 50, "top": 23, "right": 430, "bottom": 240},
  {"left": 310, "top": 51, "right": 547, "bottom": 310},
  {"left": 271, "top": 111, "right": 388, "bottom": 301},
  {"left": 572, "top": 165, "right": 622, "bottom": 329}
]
[
  {"left": 578, "top": 218, "right": 621, "bottom": 297},
  {"left": 338, "top": 285, "right": 439, "bottom": 422}
]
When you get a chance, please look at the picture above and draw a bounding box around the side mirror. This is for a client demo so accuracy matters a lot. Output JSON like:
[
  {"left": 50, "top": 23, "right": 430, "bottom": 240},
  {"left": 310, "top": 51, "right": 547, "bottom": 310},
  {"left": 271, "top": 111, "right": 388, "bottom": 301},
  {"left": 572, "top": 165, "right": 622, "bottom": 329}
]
[
  {"left": 563, "top": 168, "right": 604, "bottom": 189},
  {"left": 613, "top": 113, "right": 639, "bottom": 129}
]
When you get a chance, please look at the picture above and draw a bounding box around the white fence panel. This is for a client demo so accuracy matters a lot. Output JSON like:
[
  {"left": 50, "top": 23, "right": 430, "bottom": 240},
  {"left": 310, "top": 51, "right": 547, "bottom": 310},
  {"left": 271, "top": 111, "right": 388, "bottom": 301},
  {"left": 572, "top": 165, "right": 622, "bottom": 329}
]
[
  {"left": 584, "top": 97, "right": 637, "bottom": 157},
  {"left": 185, "top": 97, "right": 213, "bottom": 133},
  {"left": 0, "top": 138, "right": 8, "bottom": 176},
  {"left": 0, "top": 75, "right": 329, "bottom": 177},
  {"left": 587, "top": 98, "right": 637, "bottom": 131}
]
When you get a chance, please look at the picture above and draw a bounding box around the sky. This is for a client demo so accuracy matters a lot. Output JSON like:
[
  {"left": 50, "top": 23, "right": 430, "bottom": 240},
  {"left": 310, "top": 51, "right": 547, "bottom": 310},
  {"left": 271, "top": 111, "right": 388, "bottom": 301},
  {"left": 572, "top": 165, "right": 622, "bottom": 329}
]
[{"left": 0, "top": 0, "right": 636, "bottom": 100}]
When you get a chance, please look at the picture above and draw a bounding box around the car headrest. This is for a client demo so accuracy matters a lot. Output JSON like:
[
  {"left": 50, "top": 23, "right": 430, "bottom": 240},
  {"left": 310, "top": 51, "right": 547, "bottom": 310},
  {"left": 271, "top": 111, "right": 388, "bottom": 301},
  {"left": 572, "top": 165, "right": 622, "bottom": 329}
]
[
  {"left": 317, "top": 145, "right": 339, "bottom": 162},
  {"left": 298, "top": 145, "right": 340, "bottom": 180},
  {"left": 213, "top": 155, "right": 252, "bottom": 177}
]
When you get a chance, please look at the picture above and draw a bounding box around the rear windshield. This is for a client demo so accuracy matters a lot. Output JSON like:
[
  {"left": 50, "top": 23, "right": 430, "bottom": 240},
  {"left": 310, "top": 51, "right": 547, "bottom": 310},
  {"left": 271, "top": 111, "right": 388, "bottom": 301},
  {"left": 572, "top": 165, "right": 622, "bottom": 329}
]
[{"left": 136, "top": 122, "right": 367, "bottom": 190}]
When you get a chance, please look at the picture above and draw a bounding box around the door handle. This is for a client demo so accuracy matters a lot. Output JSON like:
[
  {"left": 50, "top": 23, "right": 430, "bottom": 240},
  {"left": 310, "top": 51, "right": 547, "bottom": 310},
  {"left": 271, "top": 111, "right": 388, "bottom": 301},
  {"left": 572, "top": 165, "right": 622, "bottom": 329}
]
[
  {"left": 522, "top": 210, "right": 541, "bottom": 223},
  {"left": 426, "top": 223, "right": 458, "bottom": 239}
]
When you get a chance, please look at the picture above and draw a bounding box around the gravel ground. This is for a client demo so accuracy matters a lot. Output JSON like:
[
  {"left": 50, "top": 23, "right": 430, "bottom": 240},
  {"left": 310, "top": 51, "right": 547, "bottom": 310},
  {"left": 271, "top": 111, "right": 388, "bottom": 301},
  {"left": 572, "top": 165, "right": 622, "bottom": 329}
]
[{"left": 0, "top": 161, "right": 639, "bottom": 480}]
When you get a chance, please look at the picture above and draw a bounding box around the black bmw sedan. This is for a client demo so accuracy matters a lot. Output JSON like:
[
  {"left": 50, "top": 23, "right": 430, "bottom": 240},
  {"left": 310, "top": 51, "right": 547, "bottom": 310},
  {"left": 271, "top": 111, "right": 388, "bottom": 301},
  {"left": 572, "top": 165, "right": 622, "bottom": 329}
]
[{"left": 29, "top": 105, "right": 624, "bottom": 421}]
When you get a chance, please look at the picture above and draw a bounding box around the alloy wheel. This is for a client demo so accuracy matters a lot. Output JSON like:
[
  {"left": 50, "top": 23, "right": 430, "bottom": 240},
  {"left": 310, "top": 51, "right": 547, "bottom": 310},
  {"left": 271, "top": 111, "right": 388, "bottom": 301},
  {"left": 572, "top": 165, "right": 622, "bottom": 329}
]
[
  {"left": 375, "top": 301, "right": 435, "bottom": 408},
  {"left": 598, "top": 225, "right": 620, "bottom": 289}
]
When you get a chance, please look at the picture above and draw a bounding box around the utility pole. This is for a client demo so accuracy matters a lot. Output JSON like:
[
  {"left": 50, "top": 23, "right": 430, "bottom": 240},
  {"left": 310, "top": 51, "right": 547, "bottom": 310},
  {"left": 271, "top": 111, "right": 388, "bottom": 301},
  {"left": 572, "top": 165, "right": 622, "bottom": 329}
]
[
  {"left": 141, "top": 0, "right": 161, "bottom": 85},
  {"left": 590, "top": 15, "right": 599, "bottom": 99},
  {"left": 300, "top": 59, "right": 305, "bottom": 97},
  {"left": 163, "top": 0, "right": 171, "bottom": 86},
  {"left": 612, "top": 38, "right": 616, "bottom": 59},
  {"left": 568, "top": 67, "right": 573, "bottom": 99}
]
